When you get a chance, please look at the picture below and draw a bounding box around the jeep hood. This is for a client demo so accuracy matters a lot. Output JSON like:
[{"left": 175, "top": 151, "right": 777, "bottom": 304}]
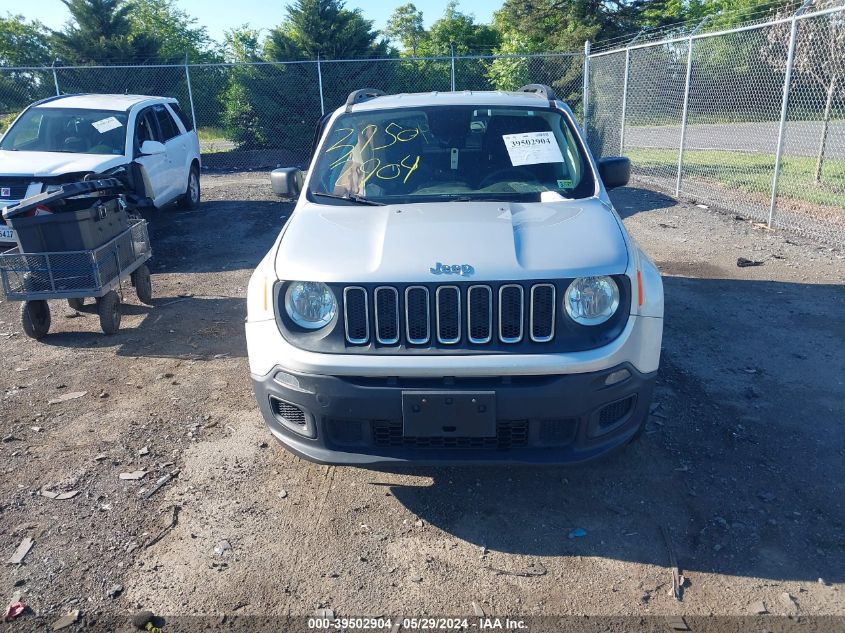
[
  {"left": 0, "top": 150, "right": 126, "bottom": 178},
  {"left": 275, "top": 199, "right": 628, "bottom": 282}
]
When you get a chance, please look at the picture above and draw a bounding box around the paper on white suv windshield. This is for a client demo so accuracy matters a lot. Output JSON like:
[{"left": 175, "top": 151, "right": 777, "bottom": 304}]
[
  {"left": 502, "top": 131, "right": 564, "bottom": 166},
  {"left": 91, "top": 117, "right": 123, "bottom": 134}
]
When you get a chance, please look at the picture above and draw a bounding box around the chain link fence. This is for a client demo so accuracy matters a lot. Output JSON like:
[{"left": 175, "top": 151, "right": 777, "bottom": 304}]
[
  {"left": 0, "top": 5, "right": 843, "bottom": 247},
  {"left": 0, "top": 53, "right": 584, "bottom": 172},
  {"left": 586, "top": 3, "right": 845, "bottom": 247}
]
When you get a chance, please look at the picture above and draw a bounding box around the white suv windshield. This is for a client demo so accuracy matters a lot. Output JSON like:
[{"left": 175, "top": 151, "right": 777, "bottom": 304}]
[
  {"left": 0, "top": 107, "right": 128, "bottom": 155},
  {"left": 309, "top": 105, "right": 594, "bottom": 204}
]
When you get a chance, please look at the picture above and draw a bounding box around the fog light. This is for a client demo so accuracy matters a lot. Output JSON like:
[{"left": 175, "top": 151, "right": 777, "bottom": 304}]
[{"left": 605, "top": 368, "right": 631, "bottom": 386}]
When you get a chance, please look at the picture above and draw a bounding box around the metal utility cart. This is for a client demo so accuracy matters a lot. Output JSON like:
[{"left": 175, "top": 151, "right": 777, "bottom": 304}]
[{"left": 0, "top": 179, "right": 153, "bottom": 339}]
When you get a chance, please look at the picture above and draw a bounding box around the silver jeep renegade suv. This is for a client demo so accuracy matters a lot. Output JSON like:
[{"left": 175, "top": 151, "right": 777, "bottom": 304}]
[{"left": 245, "top": 85, "right": 664, "bottom": 465}]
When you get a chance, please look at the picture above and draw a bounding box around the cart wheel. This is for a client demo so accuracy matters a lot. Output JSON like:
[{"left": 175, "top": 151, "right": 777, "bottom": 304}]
[
  {"left": 67, "top": 298, "right": 85, "bottom": 311},
  {"left": 21, "top": 300, "right": 51, "bottom": 339},
  {"left": 97, "top": 291, "right": 122, "bottom": 335},
  {"left": 132, "top": 264, "right": 153, "bottom": 305}
]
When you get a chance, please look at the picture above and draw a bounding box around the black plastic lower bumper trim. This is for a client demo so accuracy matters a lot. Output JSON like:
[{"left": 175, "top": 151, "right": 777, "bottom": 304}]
[{"left": 251, "top": 363, "right": 656, "bottom": 466}]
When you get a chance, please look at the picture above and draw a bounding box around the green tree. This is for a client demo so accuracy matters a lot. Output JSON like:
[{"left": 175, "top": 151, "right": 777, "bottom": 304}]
[
  {"left": 492, "top": 0, "right": 609, "bottom": 52},
  {"left": 51, "top": 0, "right": 161, "bottom": 64},
  {"left": 0, "top": 14, "right": 54, "bottom": 126},
  {"left": 125, "top": 0, "right": 220, "bottom": 63},
  {"left": 221, "top": 26, "right": 268, "bottom": 150},
  {"left": 221, "top": 0, "right": 400, "bottom": 162},
  {"left": 636, "top": 0, "right": 705, "bottom": 29},
  {"left": 265, "top": 0, "right": 388, "bottom": 61},
  {"left": 384, "top": 3, "right": 425, "bottom": 56},
  {"left": 487, "top": 32, "right": 542, "bottom": 91},
  {"left": 417, "top": 1, "right": 500, "bottom": 56},
  {"left": 489, "top": 2, "right": 591, "bottom": 107},
  {"left": 0, "top": 14, "right": 51, "bottom": 67}
]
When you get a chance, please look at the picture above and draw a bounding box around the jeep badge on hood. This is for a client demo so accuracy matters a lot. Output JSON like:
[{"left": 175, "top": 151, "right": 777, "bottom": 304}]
[{"left": 430, "top": 262, "right": 475, "bottom": 276}]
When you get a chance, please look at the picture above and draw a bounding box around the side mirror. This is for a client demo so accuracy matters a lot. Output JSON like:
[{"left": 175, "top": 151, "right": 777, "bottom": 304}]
[
  {"left": 270, "top": 167, "right": 303, "bottom": 198},
  {"left": 139, "top": 140, "right": 166, "bottom": 156},
  {"left": 598, "top": 157, "right": 631, "bottom": 190}
]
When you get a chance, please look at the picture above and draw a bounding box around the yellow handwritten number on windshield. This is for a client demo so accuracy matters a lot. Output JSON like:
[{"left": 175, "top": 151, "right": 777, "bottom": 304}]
[
  {"left": 325, "top": 123, "right": 422, "bottom": 182},
  {"left": 359, "top": 154, "right": 420, "bottom": 185}
]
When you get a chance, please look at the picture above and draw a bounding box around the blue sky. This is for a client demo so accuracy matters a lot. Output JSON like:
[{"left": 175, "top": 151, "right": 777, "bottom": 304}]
[{"left": 10, "top": 0, "right": 499, "bottom": 44}]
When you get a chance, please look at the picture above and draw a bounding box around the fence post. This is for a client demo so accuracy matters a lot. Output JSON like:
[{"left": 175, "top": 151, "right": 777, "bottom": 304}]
[
  {"left": 51, "top": 60, "right": 60, "bottom": 96},
  {"left": 675, "top": 17, "right": 711, "bottom": 196},
  {"left": 316, "top": 53, "right": 325, "bottom": 115},
  {"left": 183, "top": 53, "right": 197, "bottom": 129},
  {"left": 769, "top": 0, "right": 811, "bottom": 227},
  {"left": 675, "top": 38, "right": 693, "bottom": 196},
  {"left": 582, "top": 40, "right": 591, "bottom": 141},
  {"left": 619, "top": 30, "right": 646, "bottom": 155},
  {"left": 619, "top": 48, "right": 630, "bottom": 154},
  {"left": 450, "top": 42, "right": 456, "bottom": 91}
]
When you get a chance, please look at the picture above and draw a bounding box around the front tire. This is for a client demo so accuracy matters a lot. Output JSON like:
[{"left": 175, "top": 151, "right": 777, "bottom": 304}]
[
  {"left": 97, "top": 291, "right": 122, "bottom": 335},
  {"left": 179, "top": 164, "right": 200, "bottom": 209},
  {"left": 21, "top": 300, "right": 51, "bottom": 339},
  {"left": 132, "top": 264, "right": 153, "bottom": 305}
]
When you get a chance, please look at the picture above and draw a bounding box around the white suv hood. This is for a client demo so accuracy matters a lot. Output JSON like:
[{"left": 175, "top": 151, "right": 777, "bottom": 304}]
[
  {"left": 0, "top": 150, "right": 126, "bottom": 177},
  {"left": 275, "top": 198, "right": 629, "bottom": 283}
]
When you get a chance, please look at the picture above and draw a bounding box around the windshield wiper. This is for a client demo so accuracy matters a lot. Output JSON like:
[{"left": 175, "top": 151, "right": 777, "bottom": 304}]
[
  {"left": 313, "top": 192, "right": 384, "bottom": 206},
  {"left": 450, "top": 195, "right": 523, "bottom": 202}
]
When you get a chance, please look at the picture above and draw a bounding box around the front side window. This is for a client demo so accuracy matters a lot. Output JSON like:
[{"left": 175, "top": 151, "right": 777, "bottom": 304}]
[
  {"left": 135, "top": 109, "right": 161, "bottom": 149},
  {"left": 0, "top": 107, "right": 128, "bottom": 155},
  {"left": 153, "top": 104, "right": 180, "bottom": 141},
  {"left": 308, "top": 105, "right": 593, "bottom": 204}
]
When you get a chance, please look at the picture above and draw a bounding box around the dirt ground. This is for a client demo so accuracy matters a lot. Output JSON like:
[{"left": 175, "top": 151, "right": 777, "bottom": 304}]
[{"left": 0, "top": 173, "right": 843, "bottom": 630}]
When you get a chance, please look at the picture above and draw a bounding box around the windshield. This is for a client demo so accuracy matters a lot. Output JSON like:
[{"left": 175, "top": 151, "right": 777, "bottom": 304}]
[
  {"left": 0, "top": 107, "right": 128, "bottom": 155},
  {"left": 308, "top": 105, "right": 594, "bottom": 204}
]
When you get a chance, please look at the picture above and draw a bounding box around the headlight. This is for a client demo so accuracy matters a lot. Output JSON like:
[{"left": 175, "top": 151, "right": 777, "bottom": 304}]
[
  {"left": 284, "top": 281, "right": 337, "bottom": 330},
  {"left": 564, "top": 276, "right": 620, "bottom": 325}
]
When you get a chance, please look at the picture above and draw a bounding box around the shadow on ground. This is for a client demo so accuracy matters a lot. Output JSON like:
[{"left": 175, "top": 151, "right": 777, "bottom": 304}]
[
  {"left": 143, "top": 199, "right": 291, "bottom": 274},
  {"left": 380, "top": 276, "right": 845, "bottom": 584},
  {"left": 610, "top": 186, "right": 678, "bottom": 218},
  {"left": 40, "top": 295, "right": 247, "bottom": 358}
]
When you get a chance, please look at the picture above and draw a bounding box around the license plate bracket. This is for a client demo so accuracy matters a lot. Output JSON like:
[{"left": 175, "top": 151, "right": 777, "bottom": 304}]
[{"left": 402, "top": 391, "right": 496, "bottom": 438}]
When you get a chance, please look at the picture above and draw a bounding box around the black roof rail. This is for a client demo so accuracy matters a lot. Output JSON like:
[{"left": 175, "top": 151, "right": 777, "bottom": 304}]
[
  {"left": 345, "top": 88, "right": 386, "bottom": 112},
  {"left": 518, "top": 84, "right": 558, "bottom": 104}
]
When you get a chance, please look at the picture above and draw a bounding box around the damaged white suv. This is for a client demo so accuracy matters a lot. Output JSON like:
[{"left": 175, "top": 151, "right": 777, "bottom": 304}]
[{"left": 246, "top": 85, "right": 663, "bottom": 465}]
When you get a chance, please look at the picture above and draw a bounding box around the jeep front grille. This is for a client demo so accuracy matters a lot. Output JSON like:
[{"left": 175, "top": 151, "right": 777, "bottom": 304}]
[
  {"left": 436, "top": 286, "right": 461, "bottom": 344},
  {"left": 499, "top": 284, "right": 524, "bottom": 343},
  {"left": 374, "top": 286, "right": 399, "bottom": 344},
  {"left": 467, "top": 285, "right": 492, "bottom": 344},
  {"left": 343, "top": 282, "right": 557, "bottom": 347},
  {"left": 530, "top": 284, "right": 556, "bottom": 342},
  {"left": 343, "top": 287, "right": 369, "bottom": 344},
  {"left": 405, "top": 286, "right": 430, "bottom": 344}
]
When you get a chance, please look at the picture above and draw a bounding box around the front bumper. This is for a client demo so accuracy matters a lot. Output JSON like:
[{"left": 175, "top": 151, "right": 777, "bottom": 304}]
[{"left": 251, "top": 363, "right": 656, "bottom": 465}]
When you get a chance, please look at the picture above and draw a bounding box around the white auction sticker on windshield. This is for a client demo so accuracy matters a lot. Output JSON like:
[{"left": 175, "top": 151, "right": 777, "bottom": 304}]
[
  {"left": 91, "top": 116, "right": 123, "bottom": 134},
  {"left": 502, "top": 131, "right": 564, "bottom": 166}
]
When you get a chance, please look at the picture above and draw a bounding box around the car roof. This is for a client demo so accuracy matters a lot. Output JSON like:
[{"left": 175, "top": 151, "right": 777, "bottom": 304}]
[
  {"left": 33, "top": 94, "right": 176, "bottom": 112},
  {"left": 347, "top": 90, "right": 559, "bottom": 112}
]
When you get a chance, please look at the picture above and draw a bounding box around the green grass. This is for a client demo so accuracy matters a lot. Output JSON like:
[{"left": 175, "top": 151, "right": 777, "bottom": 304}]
[
  {"left": 196, "top": 126, "right": 228, "bottom": 142},
  {"left": 627, "top": 147, "right": 845, "bottom": 209},
  {"left": 0, "top": 112, "right": 18, "bottom": 135}
]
